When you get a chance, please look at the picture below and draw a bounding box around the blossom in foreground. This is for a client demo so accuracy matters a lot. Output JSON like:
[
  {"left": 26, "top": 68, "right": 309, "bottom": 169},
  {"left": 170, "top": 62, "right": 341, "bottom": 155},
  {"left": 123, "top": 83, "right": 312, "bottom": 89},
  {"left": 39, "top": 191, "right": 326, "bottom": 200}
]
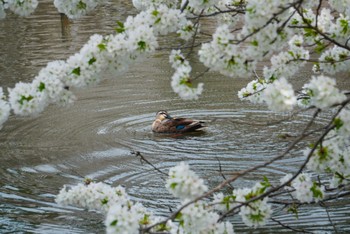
[
  {"left": 169, "top": 50, "right": 204, "bottom": 100},
  {"left": 53, "top": 0, "right": 107, "bottom": 19},
  {"left": 0, "top": 1, "right": 8, "bottom": 19},
  {"left": 263, "top": 35, "right": 309, "bottom": 81},
  {"left": 0, "top": 88, "right": 10, "bottom": 130},
  {"left": 55, "top": 181, "right": 129, "bottom": 213},
  {"left": 8, "top": 82, "right": 47, "bottom": 116},
  {"left": 176, "top": 201, "right": 235, "bottom": 234},
  {"left": 281, "top": 173, "right": 325, "bottom": 203},
  {"left": 7, "top": 0, "right": 38, "bottom": 17},
  {"left": 302, "top": 75, "right": 346, "bottom": 109},
  {"left": 319, "top": 46, "right": 350, "bottom": 74},
  {"left": 166, "top": 162, "right": 208, "bottom": 200},
  {"left": 233, "top": 181, "right": 272, "bottom": 228},
  {"left": 336, "top": 109, "right": 350, "bottom": 140},
  {"left": 263, "top": 77, "right": 296, "bottom": 112},
  {"left": 105, "top": 202, "right": 150, "bottom": 234},
  {"left": 238, "top": 79, "right": 267, "bottom": 104}
]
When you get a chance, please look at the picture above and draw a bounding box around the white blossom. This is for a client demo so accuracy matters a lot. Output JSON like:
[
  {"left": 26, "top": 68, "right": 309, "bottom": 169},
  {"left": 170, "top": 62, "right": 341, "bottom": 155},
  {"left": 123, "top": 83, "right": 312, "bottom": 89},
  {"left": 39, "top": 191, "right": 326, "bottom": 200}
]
[
  {"left": 238, "top": 79, "right": 266, "bottom": 104},
  {"left": 8, "top": 82, "right": 47, "bottom": 116},
  {"left": 166, "top": 162, "right": 208, "bottom": 200},
  {"left": 319, "top": 46, "right": 350, "bottom": 74},
  {"left": 53, "top": 0, "right": 107, "bottom": 19},
  {"left": 169, "top": 50, "right": 204, "bottom": 100},
  {"left": 176, "top": 201, "right": 235, "bottom": 234},
  {"left": 0, "top": 88, "right": 10, "bottom": 130},
  {"left": 7, "top": 0, "right": 38, "bottom": 17},
  {"left": 302, "top": 75, "right": 346, "bottom": 109},
  {"left": 55, "top": 182, "right": 129, "bottom": 213},
  {"left": 263, "top": 77, "right": 296, "bottom": 112},
  {"left": 337, "top": 109, "right": 350, "bottom": 139},
  {"left": 0, "top": 0, "right": 8, "bottom": 19},
  {"left": 291, "top": 173, "right": 325, "bottom": 203},
  {"left": 233, "top": 182, "right": 272, "bottom": 228},
  {"left": 105, "top": 202, "right": 148, "bottom": 234}
]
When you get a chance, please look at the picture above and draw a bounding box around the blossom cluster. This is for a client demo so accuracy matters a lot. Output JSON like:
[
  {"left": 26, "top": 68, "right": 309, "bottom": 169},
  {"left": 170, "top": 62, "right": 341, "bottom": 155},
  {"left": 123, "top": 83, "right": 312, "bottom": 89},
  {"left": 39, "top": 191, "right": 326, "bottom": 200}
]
[
  {"left": 300, "top": 75, "right": 346, "bottom": 109},
  {"left": 0, "top": 88, "right": 10, "bottom": 130},
  {"left": 213, "top": 178, "right": 272, "bottom": 228},
  {"left": 199, "top": 24, "right": 254, "bottom": 78},
  {"left": 1, "top": 4, "right": 192, "bottom": 126},
  {"left": 263, "top": 35, "right": 310, "bottom": 81},
  {"left": 0, "top": 0, "right": 107, "bottom": 19},
  {"left": 165, "top": 161, "right": 207, "bottom": 200},
  {"left": 55, "top": 181, "right": 129, "bottom": 213},
  {"left": 262, "top": 77, "right": 296, "bottom": 112},
  {"left": 169, "top": 50, "right": 204, "bottom": 100},
  {"left": 56, "top": 163, "right": 235, "bottom": 233},
  {"left": 0, "top": 0, "right": 38, "bottom": 18},
  {"left": 280, "top": 173, "right": 325, "bottom": 203},
  {"left": 304, "top": 108, "right": 350, "bottom": 187},
  {"left": 176, "top": 200, "right": 234, "bottom": 234},
  {"left": 105, "top": 202, "right": 153, "bottom": 234},
  {"left": 54, "top": 0, "right": 107, "bottom": 19}
]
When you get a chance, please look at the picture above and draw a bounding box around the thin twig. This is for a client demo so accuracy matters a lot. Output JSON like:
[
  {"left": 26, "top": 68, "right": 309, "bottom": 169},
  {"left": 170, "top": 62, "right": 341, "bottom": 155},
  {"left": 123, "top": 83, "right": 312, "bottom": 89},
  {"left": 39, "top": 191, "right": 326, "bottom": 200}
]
[
  {"left": 131, "top": 150, "right": 168, "bottom": 176},
  {"left": 271, "top": 217, "right": 313, "bottom": 233}
]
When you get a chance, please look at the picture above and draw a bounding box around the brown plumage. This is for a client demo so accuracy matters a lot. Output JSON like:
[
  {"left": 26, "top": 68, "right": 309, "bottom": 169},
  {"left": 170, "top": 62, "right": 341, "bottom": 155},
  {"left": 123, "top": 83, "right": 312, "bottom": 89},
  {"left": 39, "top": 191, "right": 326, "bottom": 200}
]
[{"left": 151, "top": 110, "right": 205, "bottom": 133}]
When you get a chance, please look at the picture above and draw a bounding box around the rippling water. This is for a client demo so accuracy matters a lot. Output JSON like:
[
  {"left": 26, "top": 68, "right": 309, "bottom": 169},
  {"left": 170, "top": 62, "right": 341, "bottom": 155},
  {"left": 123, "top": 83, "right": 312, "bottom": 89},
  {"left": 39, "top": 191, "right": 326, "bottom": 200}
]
[{"left": 1, "top": 1, "right": 350, "bottom": 233}]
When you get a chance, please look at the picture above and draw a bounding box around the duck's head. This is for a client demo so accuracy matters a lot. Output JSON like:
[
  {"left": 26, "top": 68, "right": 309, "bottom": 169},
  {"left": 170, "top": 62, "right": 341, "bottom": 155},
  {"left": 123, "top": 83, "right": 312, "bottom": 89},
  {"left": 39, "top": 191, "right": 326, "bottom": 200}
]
[{"left": 155, "top": 110, "right": 171, "bottom": 120}]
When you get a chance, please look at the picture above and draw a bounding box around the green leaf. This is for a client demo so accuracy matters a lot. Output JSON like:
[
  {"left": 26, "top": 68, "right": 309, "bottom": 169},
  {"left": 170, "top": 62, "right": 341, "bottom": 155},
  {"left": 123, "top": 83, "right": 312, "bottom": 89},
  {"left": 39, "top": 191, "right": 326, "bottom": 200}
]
[
  {"left": 334, "top": 118, "right": 344, "bottom": 130},
  {"left": 251, "top": 40, "right": 258, "bottom": 46},
  {"left": 288, "top": 50, "right": 295, "bottom": 58},
  {"left": 18, "top": 95, "right": 34, "bottom": 105},
  {"left": 304, "top": 28, "right": 317, "bottom": 37},
  {"left": 340, "top": 18, "right": 349, "bottom": 34},
  {"left": 98, "top": 43, "right": 106, "bottom": 51},
  {"left": 77, "top": 0, "right": 87, "bottom": 10},
  {"left": 152, "top": 10, "right": 159, "bottom": 17},
  {"left": 115, "top": 21, "right": 125, "bottom": 33},
  {"left": 101, "top": 197, "right": 108, "bottom": 205},
  {"left": 38, "top": 82, "right": 45, "bottom": 92},
  {"left": 315, "top": 40, "right": 327, "bottom": 53},
  {"left": 138, "top": 41, "right": 146, "bottom": 51},
  {"left": 170, "top": 182, "right": 177, "bottom": 189},
  {"left": 249, "top": 212, "right": 264, "bottom": 222},
  {"left": 139, "top": 214, "right": 150, "bottom": 225},
  {"left": 291, "top": 18, "right": 299, "bottom": 25},
  {"left": 310, "top": 182, "right": 323, "bottom": 199},
  {"left": 179, "top": 78, "right": 192, "bottom": 87},
  {"left": 324, "top": 55, "right": 335, "bottom": 63},
  {"left": 287, "top": 204, "right": 299, "bottom": 219},
  {"left": 88, "top": 57, "right": 96, "bottom": 65},
  {"left": 110, "top": 220, "right": 118, "bottom": 226},
  {"left": 317, "top": 146, "right": 329, "bottom": 161},
  {"left": 154, "top": 223, "right": 170, "bottom": 232},
  {"left": 72, "top": 67, "right": 81, "bottom": 76},
  {"left": 227, "top": 56, "right": 236, "bottom": 67}
]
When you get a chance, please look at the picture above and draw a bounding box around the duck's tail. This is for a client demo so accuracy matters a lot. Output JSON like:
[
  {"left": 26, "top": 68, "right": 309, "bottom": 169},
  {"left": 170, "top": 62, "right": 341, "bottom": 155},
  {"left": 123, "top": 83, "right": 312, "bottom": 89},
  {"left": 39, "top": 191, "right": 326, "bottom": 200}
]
[{"left": 186, "top": 121, "right": 206, "bottom": 132}]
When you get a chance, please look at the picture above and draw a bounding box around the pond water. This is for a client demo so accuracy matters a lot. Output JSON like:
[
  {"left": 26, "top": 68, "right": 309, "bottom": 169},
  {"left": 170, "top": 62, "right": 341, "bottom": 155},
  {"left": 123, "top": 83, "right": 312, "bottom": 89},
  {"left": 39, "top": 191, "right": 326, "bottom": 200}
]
[{"left": 0, "top": 1, "right": 349, "bottom": 233}]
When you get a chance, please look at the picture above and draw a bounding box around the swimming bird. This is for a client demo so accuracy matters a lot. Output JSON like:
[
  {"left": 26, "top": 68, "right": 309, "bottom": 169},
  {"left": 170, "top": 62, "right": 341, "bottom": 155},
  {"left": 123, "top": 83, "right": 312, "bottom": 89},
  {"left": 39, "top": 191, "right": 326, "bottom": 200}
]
[{"left": 151, "top": 110, "right": 205, "bottom": 133}]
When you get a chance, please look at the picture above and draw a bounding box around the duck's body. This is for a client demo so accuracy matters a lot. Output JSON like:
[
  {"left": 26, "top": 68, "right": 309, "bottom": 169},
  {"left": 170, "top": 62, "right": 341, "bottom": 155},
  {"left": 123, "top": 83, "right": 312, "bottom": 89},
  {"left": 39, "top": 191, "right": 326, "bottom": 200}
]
[{"left": 152, "top": 110, "right": 205, "bottom": 133}]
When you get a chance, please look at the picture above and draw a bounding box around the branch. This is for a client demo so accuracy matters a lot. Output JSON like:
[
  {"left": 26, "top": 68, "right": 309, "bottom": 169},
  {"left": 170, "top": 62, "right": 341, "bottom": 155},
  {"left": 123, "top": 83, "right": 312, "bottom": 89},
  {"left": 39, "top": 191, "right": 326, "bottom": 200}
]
[{"left": 131, "top": 151, "right": 168, "bottom": 177}]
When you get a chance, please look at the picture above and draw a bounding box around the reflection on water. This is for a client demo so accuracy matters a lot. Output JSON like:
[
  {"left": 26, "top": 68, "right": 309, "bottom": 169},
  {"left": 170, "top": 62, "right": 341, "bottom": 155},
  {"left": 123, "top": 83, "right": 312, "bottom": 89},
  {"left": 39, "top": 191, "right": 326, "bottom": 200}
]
[{"left": 0, "top": 1, "right": 350, "bottom": 233}]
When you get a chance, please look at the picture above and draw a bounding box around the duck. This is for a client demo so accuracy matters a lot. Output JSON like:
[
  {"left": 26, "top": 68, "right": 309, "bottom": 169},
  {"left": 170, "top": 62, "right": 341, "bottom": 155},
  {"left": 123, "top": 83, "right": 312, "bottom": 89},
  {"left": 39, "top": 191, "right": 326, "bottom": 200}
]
[{"left": 151, "top": 110, "right": 205, "bottom": 133}]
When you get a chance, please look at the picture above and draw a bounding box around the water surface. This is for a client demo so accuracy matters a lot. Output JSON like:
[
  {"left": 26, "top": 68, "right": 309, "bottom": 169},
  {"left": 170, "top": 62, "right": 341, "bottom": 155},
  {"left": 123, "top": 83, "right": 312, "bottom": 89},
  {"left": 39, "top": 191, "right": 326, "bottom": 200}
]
[{"left": 0, "top": 1, "right": 349, "bottom": 233}]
